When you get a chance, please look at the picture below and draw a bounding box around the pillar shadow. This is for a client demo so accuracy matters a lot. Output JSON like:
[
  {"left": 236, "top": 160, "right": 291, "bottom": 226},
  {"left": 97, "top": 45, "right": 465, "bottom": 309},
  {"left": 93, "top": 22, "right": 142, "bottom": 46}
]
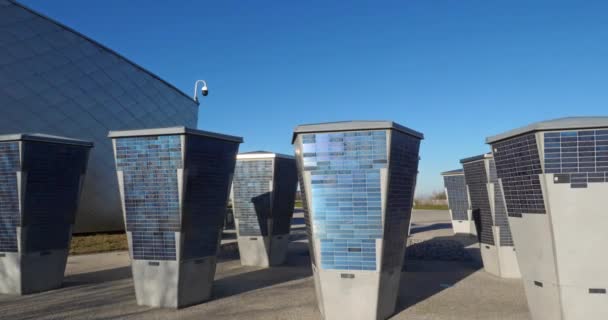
[
  {"left": 212, "top": 241, "right": 312, "bottom": 300},
  {"left": 395, "top": 259, "right": 481, "bottom": 313},
  {"left": 409, "top": 223, "right": 452, "bottom": 234},
  {"left": 393, "top": 236, "right": 482, "bottom": 315},
  {"left": 0, "top": 271, "right": 139, "bottom": 320},
  {"left": 62, "top": 266, "right": 132, "bottom": 288}
]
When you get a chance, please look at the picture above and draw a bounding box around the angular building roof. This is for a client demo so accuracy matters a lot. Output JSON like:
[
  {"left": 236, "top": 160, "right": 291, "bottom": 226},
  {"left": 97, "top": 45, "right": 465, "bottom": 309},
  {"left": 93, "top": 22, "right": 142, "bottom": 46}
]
[
  {"left": 0, "top": 1, "right": 200, "bottom": 232},
  {"left": 108, "top": 126, "right": 243, "bottom": 143},
  {"left": 460, "top": 152, "right": 492, "bottom": 164},
  {"left": 0, "top": 133, "right": 93, "bottom": 146},
  {"left": 440, "top": 168, "right": 464, "bottom": 176},
  {"left": 292, "top": 120, "right": 424, "bottom": 143},
  {"left": 486, "top": 117, "right": 608, "bottom": 144},
  {"left": 2, "top": 0, "right": 196, "bottom": 105}
]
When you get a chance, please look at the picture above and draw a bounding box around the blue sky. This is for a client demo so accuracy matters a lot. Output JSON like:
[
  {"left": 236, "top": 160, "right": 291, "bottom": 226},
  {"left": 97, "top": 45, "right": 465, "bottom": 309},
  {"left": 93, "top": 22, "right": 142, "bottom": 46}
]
[{"left": 23, "top": 0, "right": 608, "bottom": 195}]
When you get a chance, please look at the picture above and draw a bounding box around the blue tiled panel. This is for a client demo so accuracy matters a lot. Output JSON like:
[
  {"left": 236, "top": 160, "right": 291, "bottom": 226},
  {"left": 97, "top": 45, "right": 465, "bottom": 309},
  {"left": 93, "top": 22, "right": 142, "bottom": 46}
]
[
  {"left": 443, "top": 175, "right": 468, "bottom": 221},
  {"left": 492, "top": 133, "right": 545, "bottom": 217},
  {"left": 382, "top": 131, "right": 420, "bottom": 270},
  {"left": 543, "top": 130, "right": 608, "bottom": 188},
  {"left": 302, "top": 130, "right": 387, "bottom": 271},
  {"left": 181, "top": 135, "right": 239, "bottom": 260},
  {"left": 0, "top": 142, "right": 20, "bottom": 253},
  {"left": 232, "top": 160, "right": 273, "bottom": 236},
  {"left": 21, "top": 141, "right": 89, "bottom": 252},
  {"left": 115, "top": 135, "right": 182, "bottom": 261},
  {"left": 271, "top": 158, "right": 298, "bottom": 235}
]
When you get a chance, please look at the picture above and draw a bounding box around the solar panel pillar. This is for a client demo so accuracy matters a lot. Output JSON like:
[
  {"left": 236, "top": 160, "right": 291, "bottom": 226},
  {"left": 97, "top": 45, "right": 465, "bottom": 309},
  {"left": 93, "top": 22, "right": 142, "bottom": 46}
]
[
  {"left": 488, "top": 118, "right": 608, "bottom": 320},
  {"left": 231, "top": 152, "right": 298, "bottom": 267},
  {"left": 0, "top": 134, "right": 92, "bottom": 295},
  {"left": 461, "top": 153, "right": 521, "bottom": 279},
  {"left": 292, "top": 121, "right": 423, "bottom": 320},
  {"left": 109, "top": 127, "right": 242, "bottom": 309},
  {"left": 441, "top": 169, "right": 478, "bottom": 235}
]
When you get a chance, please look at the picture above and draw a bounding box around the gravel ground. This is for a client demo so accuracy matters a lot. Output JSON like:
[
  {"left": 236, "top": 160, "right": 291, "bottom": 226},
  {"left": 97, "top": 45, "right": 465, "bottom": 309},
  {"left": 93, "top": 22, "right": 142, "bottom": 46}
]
[{"left": 0, "top": 210, "right": 531, "bottom": 320}]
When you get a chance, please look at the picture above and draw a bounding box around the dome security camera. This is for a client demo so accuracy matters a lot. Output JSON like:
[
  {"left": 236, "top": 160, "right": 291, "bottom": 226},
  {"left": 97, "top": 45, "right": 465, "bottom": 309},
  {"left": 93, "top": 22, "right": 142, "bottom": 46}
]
[{"left": 193, "top": 80, "right": 209, "bottom": 103}]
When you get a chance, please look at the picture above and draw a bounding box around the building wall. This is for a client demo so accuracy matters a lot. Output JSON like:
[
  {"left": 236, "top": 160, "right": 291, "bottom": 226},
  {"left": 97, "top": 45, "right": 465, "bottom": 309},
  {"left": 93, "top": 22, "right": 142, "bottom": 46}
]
[{"left": 0, "top": 1, "right": 198, "bottom": 232}]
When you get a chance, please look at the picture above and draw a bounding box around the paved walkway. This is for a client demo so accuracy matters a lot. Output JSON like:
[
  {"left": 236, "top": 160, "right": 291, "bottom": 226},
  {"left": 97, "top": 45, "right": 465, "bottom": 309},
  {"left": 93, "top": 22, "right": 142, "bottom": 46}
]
[{"left": 0, "top": 210, "right": 531, "bottom": 319}]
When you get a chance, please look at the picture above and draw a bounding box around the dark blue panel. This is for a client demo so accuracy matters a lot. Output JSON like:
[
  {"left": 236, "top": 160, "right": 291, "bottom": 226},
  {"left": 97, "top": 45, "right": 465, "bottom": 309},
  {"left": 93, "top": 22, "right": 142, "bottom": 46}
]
[
  {"left": 181, "top": 135, "right": 239, "bottom": 260},
  {"left": 271, "top": 157, "right": 298, "bottom": 235},
  {"left": 543, "top": 130, "right": 608, "bottom": 188},
  {"left": 443, "top": 175, "right": 468, "bottom": 221},
  {"left": 21, "top": 141, "right": 89, "bottom": 252},
  {"left": 0, "top": 142, "right": 20, "bottom": 253},
  {"left": 232, "top": 159, "right": 273, "bottom": 236},
  {"left": 131, "top": 231, "right": 176, "bottom": 261},
  {"left": 382, "top": 131, "right": 420, "bottom": 270},
  {"left": 492, "top": 133, "right": 545, "bottom": 216},
  {"left": 463, "top": 160, "right": 495, "bottom": 245},
  {"left": 115, "top": 135, "right": 182, "bottom": 260},
  {"left": 302, "top": 130, "right": 387, "bottom": 271}
]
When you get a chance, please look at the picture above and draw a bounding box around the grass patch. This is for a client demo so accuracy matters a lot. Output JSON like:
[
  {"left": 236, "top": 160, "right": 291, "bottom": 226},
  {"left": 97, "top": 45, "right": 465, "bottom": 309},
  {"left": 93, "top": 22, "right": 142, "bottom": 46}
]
[
  {"left": 414, "top": 204, "right": 449, "bottom": 210},
  {"left": 70, "top": 233, "right": 128, "bottom": 255}
]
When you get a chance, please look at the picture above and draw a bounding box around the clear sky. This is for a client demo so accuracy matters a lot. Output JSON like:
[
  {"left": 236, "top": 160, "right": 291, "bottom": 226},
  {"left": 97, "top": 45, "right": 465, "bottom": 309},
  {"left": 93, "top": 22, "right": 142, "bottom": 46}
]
[{"left": 22, "top": 0, "right": 608, "bottom": 196}]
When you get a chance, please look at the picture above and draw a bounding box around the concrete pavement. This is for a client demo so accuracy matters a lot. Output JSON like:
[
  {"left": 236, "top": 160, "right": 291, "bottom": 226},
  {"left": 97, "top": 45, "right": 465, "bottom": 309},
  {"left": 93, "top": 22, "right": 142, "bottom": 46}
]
[{"left": 0, "top": 210, "right": 531, "bottom": 319}]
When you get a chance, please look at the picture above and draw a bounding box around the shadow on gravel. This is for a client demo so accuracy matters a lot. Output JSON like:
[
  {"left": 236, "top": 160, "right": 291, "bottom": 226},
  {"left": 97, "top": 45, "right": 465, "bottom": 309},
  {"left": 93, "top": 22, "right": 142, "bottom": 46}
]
[
  {"left": 0, "top": 273, "right": 139, "bottom": 320},
  {"left": 410, "top": 223, "right": 452, "bottom": 234},
  {"left": 212, "top": 242, "right": 312, "bottom": 300},
  {"left": 396, "top": 259, "right": 481, "bottom": 314},
  {"left": 394, "top": 235, "right": 483, "bottom": 315},
  {"left": 63, "top": 266, "right": 132, "bottom": 288}
]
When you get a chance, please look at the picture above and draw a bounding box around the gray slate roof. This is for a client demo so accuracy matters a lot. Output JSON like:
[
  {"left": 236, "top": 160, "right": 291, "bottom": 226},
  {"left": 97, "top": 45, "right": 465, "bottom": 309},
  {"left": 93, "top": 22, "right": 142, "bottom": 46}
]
[
  {"left": 486, "top": 116, "right": 608, "bottom": 143},
  {"left": 108, "top": 126, "right": 243, "bottom": 143},
  {"left": 440, "top": 168, "right": 464, "bottom": 176},
  {"left": 292, "top": 120, "right": 424, "bottom": 143},
  {"left": 0, "top": 133, "right": 93, "bottom": 147},
  {"left": 460, "top": 153, "right": 492, "bottom": 164}
]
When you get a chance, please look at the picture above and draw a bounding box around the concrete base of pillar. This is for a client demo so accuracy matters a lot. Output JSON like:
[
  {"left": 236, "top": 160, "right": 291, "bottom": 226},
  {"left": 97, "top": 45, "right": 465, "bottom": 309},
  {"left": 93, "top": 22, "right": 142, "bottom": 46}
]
[
  {"left": 0, "top": 249, "right": 69, "bottom": 295},
  {"left": 315, "top": 268, "right": 381, "bottom": 320},
  {"left": 131, "top": 256, "right": 216, "bottom": 309},
  {"left": 522, "top": 279, "right": 562, "bottom": 320},
  {"left": 498, "top": 246, "right": 521, "bottom": 278},
  {"left": 451, "top": 219, "right": 476, "bottom": 235},
  {"left": 480, "top": 243, "right": 501, "bottom": 277},
  {"left": 376, "top": 269, "right": 402, "bottom": 319},
  {"left": 237, "top": 234, "right": 289, "bottom": 267}
]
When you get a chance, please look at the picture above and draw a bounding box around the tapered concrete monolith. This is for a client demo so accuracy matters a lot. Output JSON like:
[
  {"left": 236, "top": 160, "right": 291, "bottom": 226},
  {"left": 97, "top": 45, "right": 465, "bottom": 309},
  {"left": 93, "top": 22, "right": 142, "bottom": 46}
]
[{"left": 110, "top": 127, "right": 242, "bottom": 308}]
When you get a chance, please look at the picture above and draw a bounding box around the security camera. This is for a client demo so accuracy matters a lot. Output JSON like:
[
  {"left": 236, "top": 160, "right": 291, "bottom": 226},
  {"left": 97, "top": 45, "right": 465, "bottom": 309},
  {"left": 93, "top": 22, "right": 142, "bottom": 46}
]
[{"left": 193, "top": 80, "right": 209, "bottom": 102}]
